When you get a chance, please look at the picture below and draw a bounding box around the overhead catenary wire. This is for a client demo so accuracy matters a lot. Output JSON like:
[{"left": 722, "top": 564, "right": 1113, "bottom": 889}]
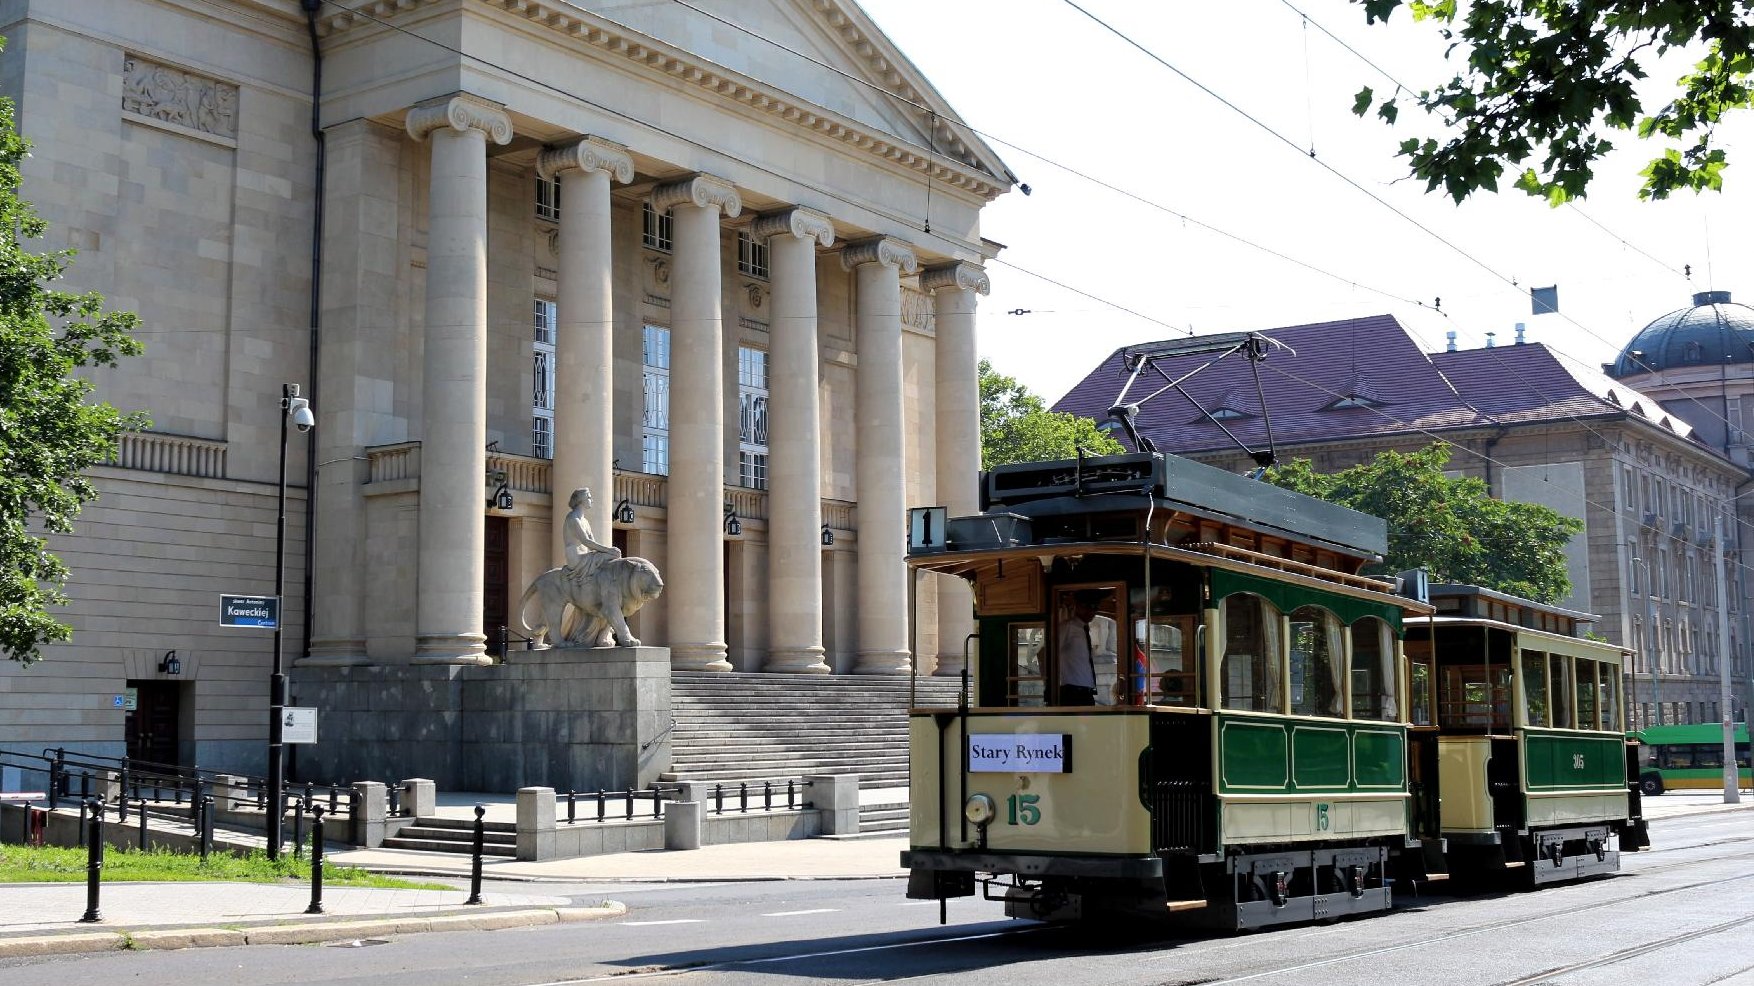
[{"left": 313, "top": 0, "right": 1754, "bottom": 593}]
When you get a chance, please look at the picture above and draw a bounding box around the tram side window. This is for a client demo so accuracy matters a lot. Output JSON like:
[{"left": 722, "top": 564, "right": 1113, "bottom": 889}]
[
  {"left": 1142, "top": 617, "right": 1199, "bottom": 706},
  {"left": 1406, "top": 639, "right": 1433, "bottom": 725},
  {"left": 1350, "top": 617, "right": 1398, "bottom": 721},
  {"left": 1289, "top": 606, "right": 1344, "bottom": 717},
  {"left": 1549, "top": 656, "right": 1572, "bottom": 728},
  {"left": 1575, "top": 660, "right": 1599, "bottom": 730},
  {"left": 1520, "top": 650, "right": 1547, "bottom": 727},
  {"left": 1222, "top": 593, "right": 1282, "bottom": 713}
]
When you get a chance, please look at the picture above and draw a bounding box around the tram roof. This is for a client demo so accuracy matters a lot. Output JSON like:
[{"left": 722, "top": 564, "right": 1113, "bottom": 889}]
[{"left": 979, "top": 451, "right": 1388, "bottom": 559}]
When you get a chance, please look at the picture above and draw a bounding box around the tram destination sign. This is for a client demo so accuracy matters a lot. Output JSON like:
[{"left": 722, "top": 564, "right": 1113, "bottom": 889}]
[
  {"left": 219, "top": 593, "right": 280, "bottom": 629},
  {"left": 968, "top": 733, "right": 1072, "bottom": 773}
]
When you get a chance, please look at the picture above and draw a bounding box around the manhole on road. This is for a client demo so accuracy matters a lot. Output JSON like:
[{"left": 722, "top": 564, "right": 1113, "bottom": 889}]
[{"left": 326, "top": 938, "right": 392, "bottom": 947}]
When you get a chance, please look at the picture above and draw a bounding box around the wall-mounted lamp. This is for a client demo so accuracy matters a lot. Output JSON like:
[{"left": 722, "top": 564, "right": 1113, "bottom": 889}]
[
  {"left": 488, "top": 468, "right": 513, "bottom": 511},
  {"left": 820, "top": 523, "right": 835, "bottom": 546},
  {"left": 159, "top": 649, "right": 182, "bottom": 675},
  {"left": 724, "top": 502, "right": 742, "bottom": 537},
  {"left": 615, "top": 498, "right": 637, "bottom": 525}
]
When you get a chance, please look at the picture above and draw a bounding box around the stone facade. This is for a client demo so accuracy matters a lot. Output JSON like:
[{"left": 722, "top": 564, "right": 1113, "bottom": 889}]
[{"left": 0, "top": 0, "right": 1007, "bottom": 774}]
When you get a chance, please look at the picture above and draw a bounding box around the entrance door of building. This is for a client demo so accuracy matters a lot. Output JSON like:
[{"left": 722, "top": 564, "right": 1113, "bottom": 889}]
[
  {"left": 124, "top": 681, "right": 181, "bottom": 768},
  {"left": 484, "top": 515, "right": 509, "bottom": 656}
]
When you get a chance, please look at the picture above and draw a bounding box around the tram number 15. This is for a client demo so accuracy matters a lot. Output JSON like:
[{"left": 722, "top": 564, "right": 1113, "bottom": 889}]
[{"left": 1006, "top": 794, "right": 1041, "bottom": 826}]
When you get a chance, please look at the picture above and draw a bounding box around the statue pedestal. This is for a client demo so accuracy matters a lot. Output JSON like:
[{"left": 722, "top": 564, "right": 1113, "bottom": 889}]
[{"left": 296, "top": 646, "right": 672, "bottom": 793}]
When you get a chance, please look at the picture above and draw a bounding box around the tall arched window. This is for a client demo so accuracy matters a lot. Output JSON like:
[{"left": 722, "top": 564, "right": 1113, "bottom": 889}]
[
  {"left": 1350, "top": 617, "right": 1398, "bottom": 720},
  {"left": 1289, "top": 606, "right": 1344, "bottom": 717},
  {"left": 1222, "top": 594, "right": 1281, "bottom": 712}
]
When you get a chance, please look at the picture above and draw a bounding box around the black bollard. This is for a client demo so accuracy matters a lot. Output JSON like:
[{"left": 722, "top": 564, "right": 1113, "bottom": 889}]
[
  {"left": 466, "top": 803, "right": 485, "bottom": 905},
  {"left": 292, "top": 796, "right": 306, "bottom": 859},
  {"left": 138, "top": 797, "right": 149, "bottom": 851},
  {"left": 77, "top": 799, "right": 88, "bottom": 844},
  {"left": 566, "top": 790, "right": 576, "bottom": 825},
  {"left": 624, "top": 788, "right": 634, "bottom": 822},
  {"left": 200, "top": 796, "right": 213, "bottom": 862},
  {"left": 306, "top": 805, "right": 326, "bottom": 914},
  {"left": 79, "top": 799, "right": 103, "bottom": 923}
]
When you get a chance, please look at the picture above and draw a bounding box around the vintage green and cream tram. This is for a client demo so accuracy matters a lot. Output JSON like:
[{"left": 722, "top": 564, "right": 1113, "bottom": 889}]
[
  {"left": 902, "top": 450, "right": 1647, "bottom": 928},
  {"left": 1407, "top": 585, "right": 1650, "bottom": 883}
]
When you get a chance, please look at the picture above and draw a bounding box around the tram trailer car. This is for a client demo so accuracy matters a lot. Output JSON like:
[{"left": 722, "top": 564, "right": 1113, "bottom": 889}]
[{"left": 901, "top": 451, "right": 1648, "bottom": 929}]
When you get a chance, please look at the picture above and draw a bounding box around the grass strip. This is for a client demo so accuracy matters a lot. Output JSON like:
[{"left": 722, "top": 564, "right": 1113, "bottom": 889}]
[{"left": 0, "top": 843, "right": 450, "bottom": 890}]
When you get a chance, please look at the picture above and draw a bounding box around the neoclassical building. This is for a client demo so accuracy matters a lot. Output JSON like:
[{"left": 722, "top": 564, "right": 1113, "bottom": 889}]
[
  {"left": 1056, "top": 314, "right": 1754, "bottom": 729},
  {"left": 1, "top": 0, "right": 1006, "bottom": 770}
]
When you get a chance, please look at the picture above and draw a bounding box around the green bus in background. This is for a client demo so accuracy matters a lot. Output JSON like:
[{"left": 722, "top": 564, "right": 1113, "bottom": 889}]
[{"left": 1634, "top": 722, "right": 1751, "bottom": 795}]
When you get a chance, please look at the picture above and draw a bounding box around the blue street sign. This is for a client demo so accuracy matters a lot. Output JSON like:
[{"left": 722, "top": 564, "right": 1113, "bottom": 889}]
[{"left": 220, "top": 594, "right": 279, "bottom": 629}]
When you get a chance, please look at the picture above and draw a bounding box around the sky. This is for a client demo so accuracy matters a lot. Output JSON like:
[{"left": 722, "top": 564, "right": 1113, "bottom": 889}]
[{"left": 856, "top": 0, "right": 1754, "bottom": 408}]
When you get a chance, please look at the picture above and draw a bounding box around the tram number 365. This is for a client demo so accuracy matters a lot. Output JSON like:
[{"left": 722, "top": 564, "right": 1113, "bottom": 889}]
[{"left": 1006, "top": 794, "right": 1041, "bottom": 826}]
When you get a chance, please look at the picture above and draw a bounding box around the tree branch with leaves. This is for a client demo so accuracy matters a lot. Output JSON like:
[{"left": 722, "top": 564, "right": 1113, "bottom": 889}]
[
  {"left": 0, "top": 36, "right": 147, "bottom": 665},
  {"left": 980, "top": 359, "right": 1123, "bottom": 468},
  {"left": 1354, "top": 0, "right": 1754, "bottom": 203}
]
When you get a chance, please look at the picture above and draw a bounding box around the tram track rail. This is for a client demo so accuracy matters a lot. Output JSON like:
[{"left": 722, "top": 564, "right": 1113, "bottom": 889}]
[
  {"left": 1489, "top": 913, "right": 1754, "bottom": 986},
  {"left": 1187, "top": 860, "right": 1754, "bottom": 986}
]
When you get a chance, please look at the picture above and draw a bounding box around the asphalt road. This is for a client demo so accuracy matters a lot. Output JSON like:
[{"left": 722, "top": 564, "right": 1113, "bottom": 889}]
[{"left": 2, "top": 810, "right": 1749, "bottom": 986}]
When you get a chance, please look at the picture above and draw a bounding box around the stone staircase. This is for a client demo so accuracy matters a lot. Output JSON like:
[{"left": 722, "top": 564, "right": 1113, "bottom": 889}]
[
  {"left": 663, "top": 672, "right": 967, "bottom": 791},
  {"left": 381, "top": 816, "right": 517, "bottom": 857}
]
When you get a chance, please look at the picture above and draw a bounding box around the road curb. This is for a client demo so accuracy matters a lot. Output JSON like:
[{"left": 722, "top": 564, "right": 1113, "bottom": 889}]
[
  {"left": 0, "top": 902, "right": 626, "bottom": 958},
  {"left": 337, "top": 867, "right": 906, "bottom": 884}
]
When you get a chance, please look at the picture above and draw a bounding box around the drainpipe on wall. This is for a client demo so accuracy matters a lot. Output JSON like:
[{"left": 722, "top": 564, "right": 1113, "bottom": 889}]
[
  {"left": 1481, "top": 426, "right": 1509, "bottom": 495},
  {"left": 300, "top": 0, "right": 326, "bottom": 660}
]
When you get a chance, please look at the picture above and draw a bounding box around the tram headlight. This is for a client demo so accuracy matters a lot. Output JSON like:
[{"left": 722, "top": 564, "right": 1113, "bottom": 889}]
[{"left": 964, "top": 793, "right": 996, "bottom": 827}]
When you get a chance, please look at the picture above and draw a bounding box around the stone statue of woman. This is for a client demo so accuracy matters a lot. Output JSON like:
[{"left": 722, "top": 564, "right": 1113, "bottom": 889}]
[{"left": 562, "top": 487, "right": 620, "bottom": 580}]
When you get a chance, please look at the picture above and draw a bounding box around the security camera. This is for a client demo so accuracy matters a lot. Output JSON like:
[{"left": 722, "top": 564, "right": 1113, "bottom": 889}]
[{"left": 288, "top": 397, "right": 315, "bottom": 433}]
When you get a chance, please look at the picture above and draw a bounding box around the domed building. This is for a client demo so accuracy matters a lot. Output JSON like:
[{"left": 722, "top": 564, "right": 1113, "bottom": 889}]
[
  {"left": 1610, "top": 291, "right": 1754, "bottom": 467},
  {"left": 1608, "top": 290, "right": 1754, "bottom": 729}
]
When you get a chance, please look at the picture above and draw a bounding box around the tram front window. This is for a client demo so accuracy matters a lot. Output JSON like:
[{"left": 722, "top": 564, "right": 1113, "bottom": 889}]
[
  {"left": 1439, "top": 663, "right": 1511, "bottom": 730},
  {"left": 1009, "top": 623, "right": 1046, "bottom": 707},
  {"left": 1222, "top": 593, "right": 1281, "bottom": 713}
]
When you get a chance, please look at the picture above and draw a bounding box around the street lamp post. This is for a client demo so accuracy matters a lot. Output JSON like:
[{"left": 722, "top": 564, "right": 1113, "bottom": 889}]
[
  {"left": 1714, "top": 510, "right": 1742, "bottom": 804},
  {"left": 268, "top": 383, "right": 314, "bottom": 860}
]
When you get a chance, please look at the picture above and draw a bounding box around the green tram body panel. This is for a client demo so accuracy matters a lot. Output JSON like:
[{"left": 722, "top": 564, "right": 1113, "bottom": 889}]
[{"left": 1215, "top": 714, "right": 1406, "bottom": 794}]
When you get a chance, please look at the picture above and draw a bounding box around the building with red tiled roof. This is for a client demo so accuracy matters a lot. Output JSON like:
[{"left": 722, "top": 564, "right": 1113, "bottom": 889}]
[{"left": 1054, "top": 313, "right": 1751, "bottom": 728}]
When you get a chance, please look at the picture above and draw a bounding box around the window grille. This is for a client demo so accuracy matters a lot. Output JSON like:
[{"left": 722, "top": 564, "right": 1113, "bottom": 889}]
[
  {"left": 738, "top": 346, "right": 769, "bottom": 489},
  {"left": 642, "top": 325, "right": 671, "bottom": 475},
  {"left": 737, "top": 230, "right": 769, "bottom": 279},
  {"left": 531, "top": 299, "right": 556, "bottom": 458},
  {"left": 535, "top": 175, "right": 561, "bottom": 222},
  {"left": 642, "top": 203, "right": 673, "bottom": 251}
]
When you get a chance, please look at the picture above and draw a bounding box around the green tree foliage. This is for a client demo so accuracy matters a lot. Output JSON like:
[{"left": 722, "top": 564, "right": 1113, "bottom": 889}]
[
  {"left": 1353, "top": 1, "right": 1754, "bottom": 203},
  {"left": 1266, "top": 443, "right": 1583, "bottom": 602},
  {"left": 979, "top": 359, "right": 1124, "bottom": 468},
  {"left": 0, "top": 43, "right": 146, "bottom": 664}
]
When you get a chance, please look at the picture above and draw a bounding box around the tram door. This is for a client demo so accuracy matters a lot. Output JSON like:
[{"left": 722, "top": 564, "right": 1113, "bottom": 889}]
[{"left": 124, "top": 681, "right": 181, "bottom": 767}]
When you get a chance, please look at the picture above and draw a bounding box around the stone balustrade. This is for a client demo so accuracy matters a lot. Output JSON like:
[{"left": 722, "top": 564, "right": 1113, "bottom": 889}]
[{"left": 110, "top": 431, "right": 228, "bottom": 479}]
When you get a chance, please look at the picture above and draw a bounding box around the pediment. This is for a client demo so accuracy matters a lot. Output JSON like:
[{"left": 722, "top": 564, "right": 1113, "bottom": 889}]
[{"left": 318, "top": 0, "right": 1013, "bottom": 195}]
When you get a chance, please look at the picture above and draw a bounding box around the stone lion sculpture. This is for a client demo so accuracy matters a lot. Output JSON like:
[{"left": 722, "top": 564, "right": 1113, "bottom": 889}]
[{"left": 518, "top": 556, "right": 665, "bottom": 648}]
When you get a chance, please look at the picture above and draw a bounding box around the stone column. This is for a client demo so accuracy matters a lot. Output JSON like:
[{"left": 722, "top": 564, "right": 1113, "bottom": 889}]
[
  {"left": 406, "top": 93, "right": 510, "bottom": 665},
  {"left": 757, "top": 208, "right": 836, "bottom": 673},
  {"left": 844, "top": 237, "right": 918, "bottom": 675},
  {"left": 652, "top": 175, "right": 741, "bottom": 671},
  {"left": 537, "top": 137, "right": 633, "bottom": 565},
  {"left": 305, "top": 119, "right": 403, "bottom": 667},
  {"left": 923, "top": 262, "right": 990, "bottom": 677}
]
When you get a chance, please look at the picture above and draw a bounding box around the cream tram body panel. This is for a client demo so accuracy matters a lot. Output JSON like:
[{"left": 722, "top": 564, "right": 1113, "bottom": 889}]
[{"left": 909, "top": 710, "right": 1153, "bottom": 856}]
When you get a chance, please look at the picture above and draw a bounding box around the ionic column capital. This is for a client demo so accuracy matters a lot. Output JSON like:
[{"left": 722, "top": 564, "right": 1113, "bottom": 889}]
[
  {"left": 537, "top": 136, "right": 634, "bottom": 183},
  {"left": 840, "top": 236, "right": 918, "bottom": 274},
  {"left": 405, "top": 93, "right": 513, "bottom": 145},
  {"left": 920, "top": 260, "right": 990, "bottom": 296},
  {"left": 752, "top": 207, "right": 835, "bottom": 247},
  {"left": 650, "top": 173, "right": 742, "bottom": 217}
]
